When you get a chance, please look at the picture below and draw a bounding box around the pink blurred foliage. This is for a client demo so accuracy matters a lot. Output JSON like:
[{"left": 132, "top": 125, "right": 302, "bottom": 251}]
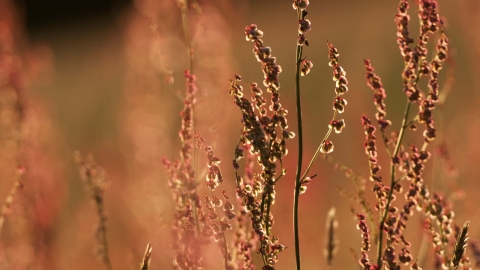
[
  {"left": 0, "top": 0, "right": 65, "bottom": 269},
  {"left": 116, "top": 0, "right": 238, "bottom": 268}
]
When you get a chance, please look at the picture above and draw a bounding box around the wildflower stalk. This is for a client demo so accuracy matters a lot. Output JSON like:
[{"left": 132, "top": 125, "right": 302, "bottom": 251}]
[
  {"left": 377, "top": 99, "right": 411, "bottom": 268},
  {"left": 74, "top": 153, "right": 113, "bottom": 270},
  {"left": 179, "top": 0, "right": 202, "bottom": 239},
  {"left": 293, "top": 6, "right": 305, "bottom": 270}
]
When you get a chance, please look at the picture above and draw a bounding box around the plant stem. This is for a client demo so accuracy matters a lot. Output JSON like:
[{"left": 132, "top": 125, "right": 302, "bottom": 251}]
[
  {"left": 180, "top": 0, "right": 202, "bottom": 240},
  {"left": 96, "top": 197, "right": 113, "bottom": 270},
  {"left": 376, "top": 100, "right": 411, "bottom": 268},
  {"left": 293, "top": 8, "right": 304, "bottom": 270},
  {"left": 180, "top": 0, "right": 194, "bottom": 73},
  {"left": 300, "top": 111, "right": 336, "bottom": 182}
]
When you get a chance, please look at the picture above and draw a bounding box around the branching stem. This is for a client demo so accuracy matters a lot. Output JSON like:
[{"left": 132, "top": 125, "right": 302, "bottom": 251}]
[{"left": 376, "top": 100, "right": 411, "bottom": 268}]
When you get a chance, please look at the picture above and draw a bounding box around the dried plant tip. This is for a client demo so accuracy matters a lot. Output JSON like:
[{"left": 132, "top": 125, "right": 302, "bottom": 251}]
[
  {"left": 245, "top": 24, "right": 263, "bottom": 41},
  {"left": 327, "top": 41, "right": 339, "bottom": 66},
  {"left": 139, "top": 243, "right": 152, "bottom": 270},
  {"left": 321, "top": 140, "right": 334, "bottom": 154},
  {"left": 293, "top": 0, "right": 309, "bottom": 10},
  {"left": 329, "top": 119, "right": 345, "bottom": 134},
  {"left": 356, "top": 214, "right": 373, "bottom": 269},
  {"left": 300, "top": 60, "right": 313, "bottom": 76},
  {"left": 452, "top": 221, "right": 470, "bottom": 269},
  {"left": 324, "top": 207, "right": 339, "bottom": 266}
]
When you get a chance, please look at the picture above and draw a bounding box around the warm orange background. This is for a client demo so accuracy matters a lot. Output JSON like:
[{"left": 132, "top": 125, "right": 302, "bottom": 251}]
[{"left": 0, "top": 0, "right": 479, "bottom": 269}]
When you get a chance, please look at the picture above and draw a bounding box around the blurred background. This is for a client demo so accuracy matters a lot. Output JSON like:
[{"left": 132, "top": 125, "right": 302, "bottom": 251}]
[{"left": 0, "top": 0, "right": 479, "bottom": 269}]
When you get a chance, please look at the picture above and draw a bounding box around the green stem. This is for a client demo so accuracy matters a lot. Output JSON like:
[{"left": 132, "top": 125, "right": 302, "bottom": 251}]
[
  {"left": 293, "top": 8, "right": 304, "bottom": 270},
  {"left": 376, "top": 100, "right": 411, "bottom": 268}
]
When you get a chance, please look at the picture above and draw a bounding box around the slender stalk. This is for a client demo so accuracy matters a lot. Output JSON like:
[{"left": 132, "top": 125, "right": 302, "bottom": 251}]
[
  {"left": 293, "top": 8, "right": 305, "bottom": 270},
  {"left": 180, "top": 0, "right": 194, "bottom": 73},
  {"left": 300, "top": 111, "right": 336, "bottom": 181},
  {"left": 96, "top": 197, "right": 113, "bottom": 270},
  {"left": 376, "top": 100, "right": 411, "bottom": 268}
]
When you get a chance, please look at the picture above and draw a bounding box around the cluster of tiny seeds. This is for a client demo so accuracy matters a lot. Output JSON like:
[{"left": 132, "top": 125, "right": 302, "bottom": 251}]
[
  {"left": 318, "top": 42, "right": 348, "bottom": 155},
  {"left": 194, "top": 132, "right": 234, "bottom": 265},
  {"left": 356, "top": 214, "right": 374, "bottom": 269},
  {"left": 361, "top": 116, "right": 382, "bottom": 183},
  {"left": 231, "top": 145, "right": 256, "bottom": 270},
  {"left": 162, "top": 71, "right": 204, "bottom": 269},
  {"left": 300, "top": 60, "right": 313, "bottom": 76},
  {"left": 230, "top": 75, "right": 288, "bottom": 268},
  {"left": 293, "top": 0, "right": 310, "bottom": 46},
  {"left": 419, "top": 32, "right": 449, "bottom": 143},
  {"left": 396, "top": 0, "right": 414, "bottom": 62},
  {"left": 364, "top": 59, "right": 391, "bottom": 132},
  {"left": 232, "top": 24, "right": 297, "bottom": 268},
  {"left": 362, "top": 115, "right": 404, "bottom": 269}
]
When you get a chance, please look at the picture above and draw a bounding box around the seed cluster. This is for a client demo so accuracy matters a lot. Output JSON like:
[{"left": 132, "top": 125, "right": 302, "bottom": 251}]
[
  {"left": 163, "top": 71, "right": 206, "bottom": 269},
  {"left": 231, "top": 24, "right": 294, "bottom": 269},
  {"left": 364, "top": 59, "right": 391, "bottom": 132}
]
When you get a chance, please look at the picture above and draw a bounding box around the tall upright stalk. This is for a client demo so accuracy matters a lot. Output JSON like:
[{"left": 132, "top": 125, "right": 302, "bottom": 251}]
[
  {"left": 293, "top": 7, "right": 305, "bottom": 270},
  {"left": 179, "top": 0, "right": 202, "bottom": 239}
]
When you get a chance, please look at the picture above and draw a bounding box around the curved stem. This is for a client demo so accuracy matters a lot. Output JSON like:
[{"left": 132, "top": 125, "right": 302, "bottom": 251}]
[
  {"left": 300, "top": 111, "right": 337, "bottom": 181},
  {"left": 293, "top": 8, "right": 304, "bottom": 270}
]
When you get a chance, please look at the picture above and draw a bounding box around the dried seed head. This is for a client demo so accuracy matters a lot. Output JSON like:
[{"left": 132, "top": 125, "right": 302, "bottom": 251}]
[
  {"left": 321, "top": 140, "right": 334, "bottom": 154},
  {"left": 329, "top": 119, "right": 346, "bottom": 134},
  {"left": 245, "top": 24, "right": 263, "bottom": 41},
  {"left": 302, "top": 177, "right": 312, "bottom": 185},
  {"left": 300, "top": 59, "right": 313, "bottom": 76},
  {"left": 452, "top": 221, "right": 470, "bottom": 269},
  {"left": 298, "top": 19, "right": 311, "bottom": 34},
  {"left": 333, "top": 97, "right": 347, "bottom": 113},
  {"left": 293, "top": 0, "right": 309, "bottom": 10}
]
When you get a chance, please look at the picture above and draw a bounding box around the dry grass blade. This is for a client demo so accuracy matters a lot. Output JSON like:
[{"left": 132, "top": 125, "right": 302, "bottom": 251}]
[
  {"left": 452, "top": 221, "right": 469, "bottom": 269},
  {"left": 139, "top": 243, "right": 152, "bottom": 270},
  {"left": 324, "top": 207, "right": 339, "bottom": 266},
  {"left": 74, "top": 152, "right": 113, "bottom": 270}
]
